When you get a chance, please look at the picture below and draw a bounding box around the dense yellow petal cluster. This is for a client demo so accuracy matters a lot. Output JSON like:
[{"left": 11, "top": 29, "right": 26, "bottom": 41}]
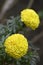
[
  {"left": 4, "top": 34, "right": 28, "bottom": 59},
  {"left": 21, "top": 9, "right": 40, "bottom": 30}
]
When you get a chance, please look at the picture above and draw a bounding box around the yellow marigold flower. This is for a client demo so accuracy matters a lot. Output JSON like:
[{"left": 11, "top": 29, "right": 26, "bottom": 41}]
[
  {"left": 21, "top": 9, "right": 40, "bottom": 30},
  {"left": 4, "top": 34, "right": 28, "bottom": 59}
]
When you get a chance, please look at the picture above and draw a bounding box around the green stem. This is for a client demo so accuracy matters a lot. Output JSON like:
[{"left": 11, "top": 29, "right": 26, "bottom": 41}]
[{"left": 27, "top": 0, "right": 34, "bottom": 8}]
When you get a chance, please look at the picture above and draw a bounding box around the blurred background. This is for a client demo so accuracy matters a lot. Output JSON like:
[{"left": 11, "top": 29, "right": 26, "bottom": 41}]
[{"left": 0, "top": 0, "right": 43, "bottom": 65}]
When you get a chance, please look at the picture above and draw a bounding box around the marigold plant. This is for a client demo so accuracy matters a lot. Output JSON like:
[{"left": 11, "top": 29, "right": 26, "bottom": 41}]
[
  {"left": 4, "top": 34, "right": 28, "bottom": 59},
  {"left": 21, "top": 9, "right": 40, "bottom": 30},
  {"left": 0, "top": 9, "right": 40, "bottom": 65}
]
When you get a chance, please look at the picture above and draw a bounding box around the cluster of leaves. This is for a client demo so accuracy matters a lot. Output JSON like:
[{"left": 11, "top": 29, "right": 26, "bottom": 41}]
[{"left": 0, "top": 16, "right": 40, "bottom": 65}]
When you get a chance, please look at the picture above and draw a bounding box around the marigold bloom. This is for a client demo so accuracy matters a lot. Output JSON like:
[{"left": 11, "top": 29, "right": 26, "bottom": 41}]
[
  {"left": 4, "top": 34, "right": 28, "bottom": 59},
  {"left": 21, "top": 9, "right": 40, "bottom": 30}
]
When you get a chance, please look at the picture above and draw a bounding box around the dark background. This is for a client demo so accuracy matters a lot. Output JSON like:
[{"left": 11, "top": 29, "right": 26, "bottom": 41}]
[
  {"left": 0, "top": 0, "right": 43, "bottom": 65},
  {"left": 0, "top": 0, "right": 43, "bottom": 17}
]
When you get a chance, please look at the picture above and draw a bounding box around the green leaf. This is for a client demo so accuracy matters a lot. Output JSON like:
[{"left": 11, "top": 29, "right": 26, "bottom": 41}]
[
  {"left": 0, "top": 16, "right": 40, "bottom": 65},
  {"left": 38, "top": 11, "right": 43, "bottom": 19}
]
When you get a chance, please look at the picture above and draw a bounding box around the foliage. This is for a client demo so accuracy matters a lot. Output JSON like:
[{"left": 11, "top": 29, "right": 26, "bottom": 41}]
[
  {"left": 38, "top": 10, "right": 43, "bottom": 19},
  {"left": 0, "top": 16, "right": 40, "bottom": 65}
]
